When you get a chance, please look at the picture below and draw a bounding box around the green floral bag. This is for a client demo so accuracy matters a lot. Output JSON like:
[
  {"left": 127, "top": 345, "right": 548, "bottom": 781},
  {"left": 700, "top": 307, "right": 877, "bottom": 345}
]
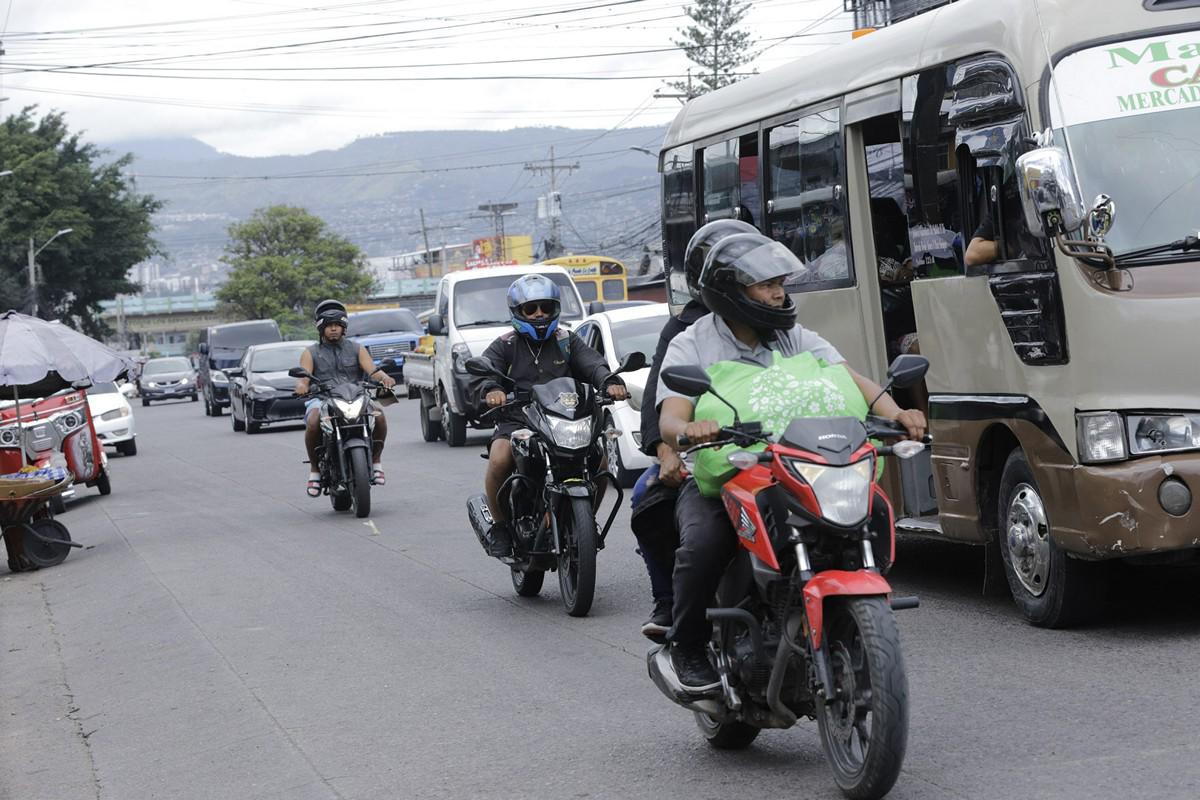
[{"left": 692, "top": 351, "right": 870, "bottom": 497}]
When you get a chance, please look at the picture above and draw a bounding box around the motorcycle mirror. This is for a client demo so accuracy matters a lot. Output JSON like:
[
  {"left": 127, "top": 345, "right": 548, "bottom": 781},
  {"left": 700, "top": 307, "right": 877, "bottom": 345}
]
[
  {"left": 379, "top": 357, "right": 397, "bottom": 368},
  {"left": 288, "top": 367, "right": 313, "bottom": 379},
  {"left": 616, "top": 351, "right": 647, "bottom": 374},
  {"left": 660, "top": 365, "right": 711, "bottom": 396},
  {"left": 463, "top": 356, "right": 502, "bottom": 378},
  {"left": 887, "top": 354, "right": 930, "bottom": 389}
]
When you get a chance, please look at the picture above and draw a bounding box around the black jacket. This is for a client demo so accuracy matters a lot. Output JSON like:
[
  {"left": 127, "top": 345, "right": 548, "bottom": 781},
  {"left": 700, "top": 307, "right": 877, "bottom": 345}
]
[
  {"left": 471, "top": 328, "right": 621, "bottom": 426},
  {"left": 638, "top": 300, "right": 708, "bottom": 456}
]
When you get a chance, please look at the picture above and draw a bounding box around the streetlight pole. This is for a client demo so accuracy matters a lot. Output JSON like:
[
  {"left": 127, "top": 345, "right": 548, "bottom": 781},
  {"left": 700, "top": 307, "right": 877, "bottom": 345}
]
[{"left": 28, "top": 227, "right": 73, "bottom": 318}]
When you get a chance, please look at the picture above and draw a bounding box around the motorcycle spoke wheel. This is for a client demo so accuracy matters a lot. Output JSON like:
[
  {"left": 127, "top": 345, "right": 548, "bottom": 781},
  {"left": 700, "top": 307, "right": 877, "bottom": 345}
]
[{"left": 816, "top": 597, "right": 908, "bottom": 800}]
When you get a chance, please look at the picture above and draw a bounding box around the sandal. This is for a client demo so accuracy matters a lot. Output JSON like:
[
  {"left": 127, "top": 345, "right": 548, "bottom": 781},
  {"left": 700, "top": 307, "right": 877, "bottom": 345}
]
[
  {"left": 306, "top": 477, "right": 322, "bottom": 497},
  {"left": 371, "top": 466, "right": 386, "bottom": 486}
]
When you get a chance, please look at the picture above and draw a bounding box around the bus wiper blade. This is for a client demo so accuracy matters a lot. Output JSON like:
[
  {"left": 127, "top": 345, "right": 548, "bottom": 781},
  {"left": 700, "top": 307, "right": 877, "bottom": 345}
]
[{"left": 1115, "top": 234, "right": 1200, "bottom": 264}]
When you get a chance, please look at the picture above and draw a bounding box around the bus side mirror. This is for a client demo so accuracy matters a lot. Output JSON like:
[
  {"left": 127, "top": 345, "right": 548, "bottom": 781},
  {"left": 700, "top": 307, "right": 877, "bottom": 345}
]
[{"left": 1017, "top": 146, "right": 1086, "bottom": 237}]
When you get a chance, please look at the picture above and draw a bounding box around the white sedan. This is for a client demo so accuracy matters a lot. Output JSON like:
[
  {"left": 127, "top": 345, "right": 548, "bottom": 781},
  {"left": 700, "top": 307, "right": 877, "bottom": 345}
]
[
  {"left": 87, "top": 382, "right": 138, "bottom": 456},
  {"left": 575, "top": 303, "right": 670, "bottom": 487}
]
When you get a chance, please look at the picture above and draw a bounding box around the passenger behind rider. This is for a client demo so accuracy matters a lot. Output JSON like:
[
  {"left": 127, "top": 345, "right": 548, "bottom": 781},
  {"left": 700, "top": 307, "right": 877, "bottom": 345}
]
[
  {"left": 294, "top": 299, "right": 396, "bottom": 497},
  {"left": 471, "top": 274, "right": 628, "bottom": 558},
  {"left": 632, "top": 219, "right": 758, "bottom": 642},
  {"left": 656, "top": 234, "right": 927, "bottom": 692}
]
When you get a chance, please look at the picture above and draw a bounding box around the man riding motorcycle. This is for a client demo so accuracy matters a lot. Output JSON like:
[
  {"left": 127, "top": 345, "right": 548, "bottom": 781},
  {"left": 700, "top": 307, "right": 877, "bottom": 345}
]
[
  {"left": 633, "top": 219, "right": 758, "bottom": 641},
  {"left": 471, "top": 274, "right": 628, "bottom": 558},
  {"left": 655, "top": 234, "right": 927, "bottom": 691},
  {"left": 294, "top": 299, "right": 397, "bottom": 497}
]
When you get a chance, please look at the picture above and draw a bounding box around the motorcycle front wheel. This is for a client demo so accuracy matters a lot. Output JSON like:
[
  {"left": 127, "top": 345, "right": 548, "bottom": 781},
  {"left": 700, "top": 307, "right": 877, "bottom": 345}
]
[
  {"left": 557, "top": 495, "right": 597, "bottom": 617},
  {"left": 816, "top": 596, "right": 908, "bottom": 800},
  {"left": 348, "top": 447, "right": 371, "bottom": 518}
]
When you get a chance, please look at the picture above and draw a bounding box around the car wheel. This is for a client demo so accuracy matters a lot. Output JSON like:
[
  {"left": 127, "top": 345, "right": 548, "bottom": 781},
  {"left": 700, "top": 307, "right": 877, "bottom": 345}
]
[
  {"left": 95, "top": 467, "right": 112, "bottom": 496},
  {"left": 247, "top": 420, "right": 262, "bottom": 434},
  {"left": 117, "top": 439, "right": 137, "bottom": 457},
  {"left": 603, "top": 412, "right": 636, "bottom": 488},
  {"left": 442, "top": 396, "right": 467, "bottom": 448},
  {"left": 190, "top": 393, "right": 198, "bottom": 402},
  {"left": 231, "top": 407, "right": 245, "bottom": 432},
  {"left": 141, "top": 398, "right": 150, "bottom": 407}
]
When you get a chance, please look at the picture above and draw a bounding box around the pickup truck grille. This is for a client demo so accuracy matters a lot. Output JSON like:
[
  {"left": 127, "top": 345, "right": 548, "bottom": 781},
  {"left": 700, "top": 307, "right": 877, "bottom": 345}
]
[{"left": 368, "top": 342, "right": 414, "bottom": 360}]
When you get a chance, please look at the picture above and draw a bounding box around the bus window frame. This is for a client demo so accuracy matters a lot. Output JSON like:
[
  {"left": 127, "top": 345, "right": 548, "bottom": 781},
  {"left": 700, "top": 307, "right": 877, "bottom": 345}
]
[
  {"left": 760, "top": 98, "right": 857, "bottom": 293},
  {"left": 695, "top": 122, "right": 761, "bottom": 227}
]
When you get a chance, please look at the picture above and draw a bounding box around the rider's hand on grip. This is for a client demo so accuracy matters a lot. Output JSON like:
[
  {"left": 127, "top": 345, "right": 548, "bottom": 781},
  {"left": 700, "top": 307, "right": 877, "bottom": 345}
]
[
  {"left": 681, "top": 419, "right": 721, "bottom": 448},
  {"left": 485, "top": 389, "right": 507, "bottom": 408}
]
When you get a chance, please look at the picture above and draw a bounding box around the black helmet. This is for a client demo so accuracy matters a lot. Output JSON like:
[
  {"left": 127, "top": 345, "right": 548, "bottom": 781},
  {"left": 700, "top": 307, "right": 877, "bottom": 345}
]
[
  {"left": 668, "top": 219, "right": 760, "bottom": 316},
  {"left": 698, "top": 233, "right": 805, "bottom": 334},
  {"left": 314, "top": 298, "right": 349, "bottom": 334}
]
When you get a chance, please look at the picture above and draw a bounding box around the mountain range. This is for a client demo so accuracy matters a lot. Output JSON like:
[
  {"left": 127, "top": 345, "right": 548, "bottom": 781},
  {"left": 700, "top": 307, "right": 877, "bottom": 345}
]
[{"left": 110, "top": 125, "right": 669, "bottom": 293}]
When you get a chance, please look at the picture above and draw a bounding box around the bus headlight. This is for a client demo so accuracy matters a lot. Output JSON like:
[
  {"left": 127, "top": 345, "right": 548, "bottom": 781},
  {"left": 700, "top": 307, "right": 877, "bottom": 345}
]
[
  {"left": 1076, "top": 412, "right": 1126, "bottom": 464},
  {"left": 1127, "top": 413, "right": 1200, "bottom": 456}
]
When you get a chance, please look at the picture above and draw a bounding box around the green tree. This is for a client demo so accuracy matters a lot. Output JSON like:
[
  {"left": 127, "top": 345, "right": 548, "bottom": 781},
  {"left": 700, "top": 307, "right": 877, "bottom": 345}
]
[
  {"left": 216, "top": 205, "right": 375, "bottom": 337},
  {"left": 0, "top": 108, "right": 161, "bottom": 335},
  {"left": 667, "top": 0, "right": 758, "bottom": 98}
]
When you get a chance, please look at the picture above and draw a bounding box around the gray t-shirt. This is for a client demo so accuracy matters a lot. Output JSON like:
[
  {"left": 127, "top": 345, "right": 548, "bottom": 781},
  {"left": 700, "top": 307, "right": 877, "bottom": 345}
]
[{"left": 656, "top": 312, "right": 845, "bottom": 406}]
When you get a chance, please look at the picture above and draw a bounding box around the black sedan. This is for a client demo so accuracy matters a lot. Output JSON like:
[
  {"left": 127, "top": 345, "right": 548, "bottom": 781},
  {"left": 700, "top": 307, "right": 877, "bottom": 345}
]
[
  {"left": 226, "top": 341, "right": 313, "bottom": 433},
  {"left": 137, "top": 357, "right": 199, "bottom": 406}
]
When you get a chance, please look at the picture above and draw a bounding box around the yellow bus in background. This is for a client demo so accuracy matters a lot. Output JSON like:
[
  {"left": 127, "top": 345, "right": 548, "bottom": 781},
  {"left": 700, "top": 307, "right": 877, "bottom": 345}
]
[{"left": 541, "top": 255, "right": 628, "bottom": 303}]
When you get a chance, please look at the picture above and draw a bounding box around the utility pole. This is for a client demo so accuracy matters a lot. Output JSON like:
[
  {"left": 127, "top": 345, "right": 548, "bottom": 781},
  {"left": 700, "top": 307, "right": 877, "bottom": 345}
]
[
  {"left": 655, "top": 69, "right": 692, "bottom": 104},
  {"left": 525, "top": 146, "right": 579, "bottom": 260},
  {"left": 474, "top": 203, "right": 519, "bottom": 261},
  {"left": 27, "top": 237, "right": 36, "bottom": 317},
  {"left": 418, "top": 208, "right": 434, "bottom": 275}
]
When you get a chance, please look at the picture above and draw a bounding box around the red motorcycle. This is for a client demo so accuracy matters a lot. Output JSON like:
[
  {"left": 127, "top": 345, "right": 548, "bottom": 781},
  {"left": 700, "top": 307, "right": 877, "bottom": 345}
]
[{"left": 648, "top": 356, "right": 929, "bottom": 800}]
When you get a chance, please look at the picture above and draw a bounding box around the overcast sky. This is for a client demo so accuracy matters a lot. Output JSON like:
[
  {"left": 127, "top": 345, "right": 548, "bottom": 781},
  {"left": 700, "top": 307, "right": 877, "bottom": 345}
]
[{"left": 1, "top": 0, "right": 857, "bottom": 157}]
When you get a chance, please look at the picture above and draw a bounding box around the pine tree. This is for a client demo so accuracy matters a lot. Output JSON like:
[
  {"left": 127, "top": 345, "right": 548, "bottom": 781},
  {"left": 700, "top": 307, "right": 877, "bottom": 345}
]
[{"left": 667, "top": 0, "right": 758, "bottom": 98}]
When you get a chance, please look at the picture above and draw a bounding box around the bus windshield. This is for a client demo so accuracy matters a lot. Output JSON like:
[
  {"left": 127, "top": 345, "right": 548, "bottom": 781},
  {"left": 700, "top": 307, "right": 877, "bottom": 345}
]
[{"left": 1050, "top": 31, "right": 1200, "bottom": 256}]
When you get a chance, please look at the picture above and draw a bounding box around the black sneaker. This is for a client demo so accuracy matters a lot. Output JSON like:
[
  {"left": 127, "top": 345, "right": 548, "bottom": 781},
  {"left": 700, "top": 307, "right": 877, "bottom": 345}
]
[
  {"left": 670, "top": 643, "right": 720, "bottom": 692},
  {"left": 487, "top": 521, "right": 514, "bottom": 559},
  {"left": 640, "top": 596, "right": 673, "bottom": 642}
]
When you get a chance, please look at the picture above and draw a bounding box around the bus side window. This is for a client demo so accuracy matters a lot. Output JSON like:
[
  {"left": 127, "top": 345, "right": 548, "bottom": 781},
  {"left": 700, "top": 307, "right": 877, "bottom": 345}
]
[
  {"left": 902, "top": 68, "right": 966, "bottom": 278},
  {"left": 602, "top": 279, "right": 624, "bottom": 301},
  {"left": 701, "top": 138, "right": 741, "bottom": 224},
  {"left": 662, "top": 146, "right": 696, "bottom": 283},
  {"left": 765, "top": 106, "right": 850, "bottom": 288}
]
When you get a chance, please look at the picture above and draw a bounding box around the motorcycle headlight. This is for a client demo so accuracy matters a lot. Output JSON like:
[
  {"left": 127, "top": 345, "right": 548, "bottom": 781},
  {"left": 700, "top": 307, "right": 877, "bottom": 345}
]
[
  {"left": 1076, "top": 412, "right": 1126, "bottom": 464},
  {"left": 1127, "top": 413, "right": 1200, "bottom": 456},
  {"left": 211, "top": 370, "right": 229, "bottom": 385},
  {"left": 547, "top": 416, "right": 593, "bottom": 449},
  {"left": 333, "top": 397, "right": 365, "bottom": 419},
  {"left": 0, "top": 426, "right": 19, "bottom": 447},
  {"left": 451, "top": 342, "right": 472, "bottom": 374},
  {"left": 785, "top": 457, "right": 873, "bottom": 527},
  {"left": 53, "top": 412, "right": 85, "bottom": 435}
]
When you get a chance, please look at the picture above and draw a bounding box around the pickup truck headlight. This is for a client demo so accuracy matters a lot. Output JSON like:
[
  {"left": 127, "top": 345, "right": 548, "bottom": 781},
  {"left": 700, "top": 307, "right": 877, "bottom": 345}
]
[
  {"left": 249, "top": 383, "right": 276, "bottom": 397},
  {"left": 1076, "top": 412, "right": 1126, "bottom": 464},
  {"left": 451, "top": 342, "right": 472, "bottom": 374},
  {"left": 211, "top": 370, "right": 229, "bottom": 385},
  {"left": 1127, "top": 413, "right": 1200, "bottom": 456}
]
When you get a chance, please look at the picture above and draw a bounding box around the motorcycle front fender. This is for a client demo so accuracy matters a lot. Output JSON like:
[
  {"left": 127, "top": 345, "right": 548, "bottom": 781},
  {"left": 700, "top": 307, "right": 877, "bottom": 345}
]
[{"left": 802, "top": 570, "right": 893, "bottom": 650}]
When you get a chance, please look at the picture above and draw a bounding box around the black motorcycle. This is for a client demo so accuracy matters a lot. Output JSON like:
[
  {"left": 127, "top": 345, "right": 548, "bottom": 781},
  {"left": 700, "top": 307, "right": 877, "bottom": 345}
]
[
  {"left": 289, "top": 361, "right": 395, "bottom": 519},
  {"left": 464, "top": 352, "right": 645, "bottom": 617}
]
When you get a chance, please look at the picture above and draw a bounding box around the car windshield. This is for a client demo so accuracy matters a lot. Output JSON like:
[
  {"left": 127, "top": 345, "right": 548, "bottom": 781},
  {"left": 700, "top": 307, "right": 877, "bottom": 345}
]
[
  {"left": 211, "top": 322, "right": 280, "bottom": 349},
  {"left": 349, "top": 310, "right": 421, "bottom": 336},
  {"left": 89, "top": 382, "right": 118, "bottom": 394},
  {"left": 611, "top": 315, "right": 667, "bottom": 361},
  {"left": 250, "top": 346, "right": 308, "bottom": 373},
  {"left": 1050, "top": 31, "right": 1200, "bottom": 256},
  {"left": 144, "top": 358, "right": 191, "bottom": 375},
  {"left": 453, "top": 273, "right": 583, "bottom": 327}
]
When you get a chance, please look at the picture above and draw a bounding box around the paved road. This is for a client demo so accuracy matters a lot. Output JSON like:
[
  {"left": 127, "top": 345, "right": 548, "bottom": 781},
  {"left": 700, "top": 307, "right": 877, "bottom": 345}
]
[{"left": 4, "top": 398, "right": 1200, "bottom": 799}]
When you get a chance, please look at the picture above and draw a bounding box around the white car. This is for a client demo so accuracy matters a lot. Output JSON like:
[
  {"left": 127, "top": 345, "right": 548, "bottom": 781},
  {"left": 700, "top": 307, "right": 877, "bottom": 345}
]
[
  {"left": 575, "top": 303, "right": 671, "bottom": 487},
  {"left": 87, "top": 382, "right": 138, "bottom": 456}
]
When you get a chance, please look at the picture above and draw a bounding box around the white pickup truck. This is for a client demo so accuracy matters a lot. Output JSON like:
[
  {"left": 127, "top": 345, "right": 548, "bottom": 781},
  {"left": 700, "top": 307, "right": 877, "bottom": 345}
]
[{"left": 404, "top": 265, "right": 587, "bottom": 447}]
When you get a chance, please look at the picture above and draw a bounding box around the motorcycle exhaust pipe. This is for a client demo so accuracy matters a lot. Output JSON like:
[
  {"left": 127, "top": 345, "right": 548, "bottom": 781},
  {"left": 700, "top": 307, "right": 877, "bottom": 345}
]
[
  {"left": 646, "top": 646, "right": 726, "bottom": 717},
  {"left": 891, "top": 595, "right": 920, "bottom": 610},
  {"left": 465, "top": 493, "right": 496, "bottom": 555}
]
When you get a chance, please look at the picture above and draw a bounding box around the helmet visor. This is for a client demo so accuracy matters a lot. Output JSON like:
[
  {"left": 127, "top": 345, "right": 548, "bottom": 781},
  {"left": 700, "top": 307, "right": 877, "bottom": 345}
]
[{"left": 726, "top": 240, "right": 809, "bottom": 287}]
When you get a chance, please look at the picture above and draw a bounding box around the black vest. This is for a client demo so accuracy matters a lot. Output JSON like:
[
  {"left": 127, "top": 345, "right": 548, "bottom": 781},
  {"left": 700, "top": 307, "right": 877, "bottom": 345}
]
[{"left": 308, "top": 338, "right": 364, "bottom": 385}]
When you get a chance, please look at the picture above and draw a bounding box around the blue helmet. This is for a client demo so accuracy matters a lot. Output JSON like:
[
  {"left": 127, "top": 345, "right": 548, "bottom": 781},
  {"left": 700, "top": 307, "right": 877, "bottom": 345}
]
[{"left": 507, "top": 274, "right": 562, "bottom": 342}]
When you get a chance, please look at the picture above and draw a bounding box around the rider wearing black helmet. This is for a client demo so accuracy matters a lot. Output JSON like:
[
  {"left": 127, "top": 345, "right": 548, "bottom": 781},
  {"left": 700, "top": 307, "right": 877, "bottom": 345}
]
[
  {"left": 633, "top": 219, "right": 758, "bottom": 641},
  {"left": 653, "top": 236, "right": 928, "bottom": 691},
  {"left": 294, "top": 299, "right": 397, "bottom": 497}
]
